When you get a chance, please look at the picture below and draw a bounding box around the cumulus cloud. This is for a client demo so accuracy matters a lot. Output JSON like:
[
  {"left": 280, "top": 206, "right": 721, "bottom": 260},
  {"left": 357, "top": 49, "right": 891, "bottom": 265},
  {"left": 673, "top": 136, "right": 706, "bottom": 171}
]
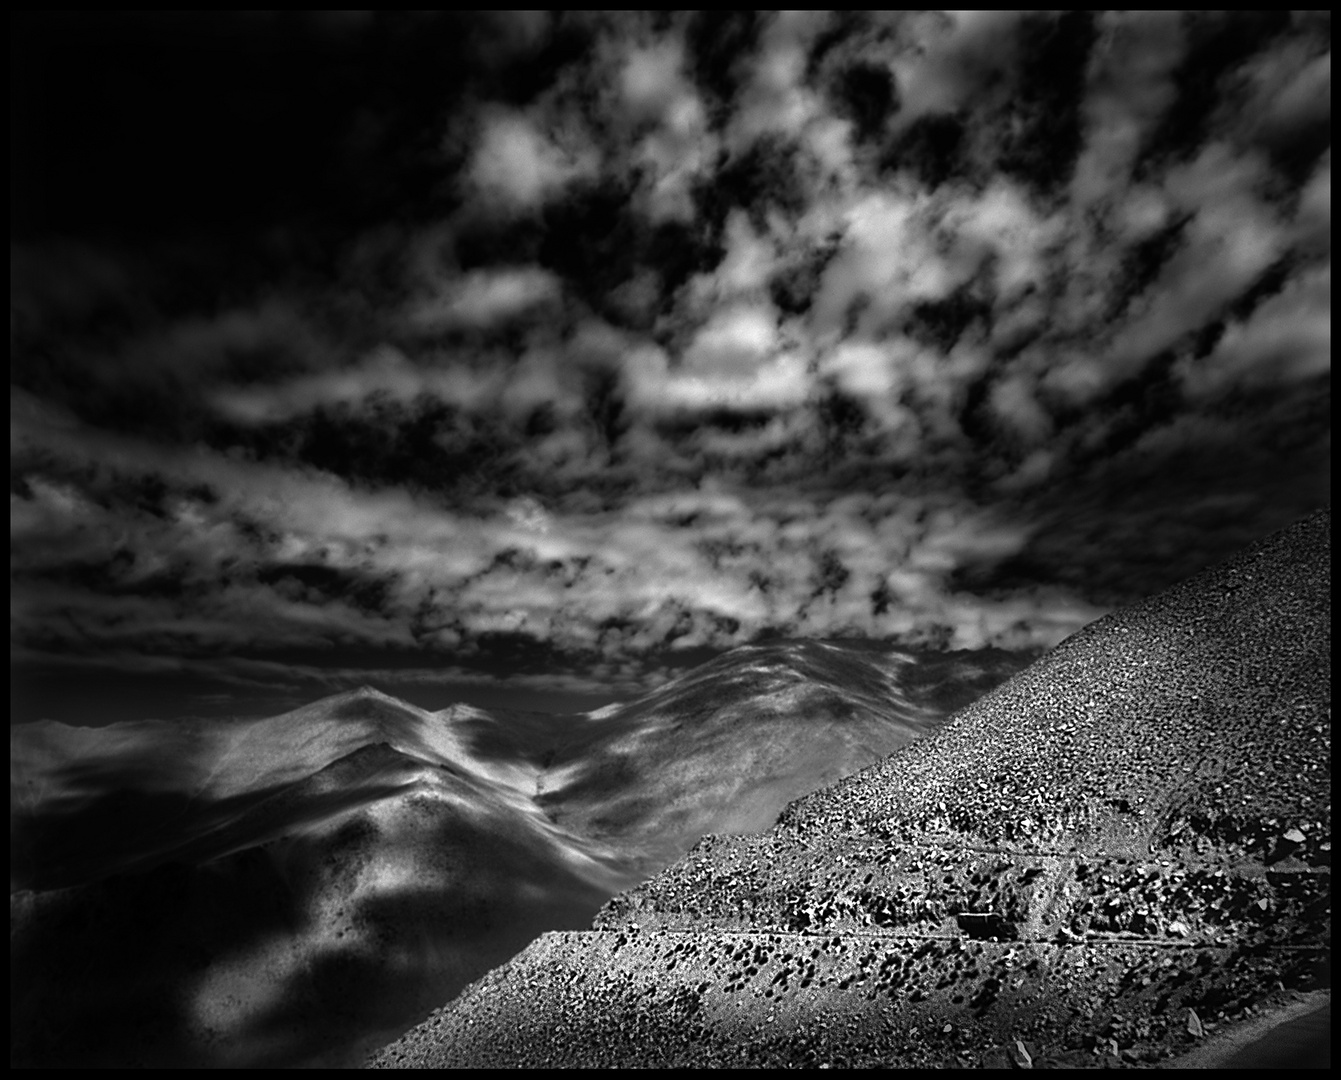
[
  {"left": 809, "top": 189, "right": 942, "bottom": 338},
  {"left": 620, "top": 36, "right": 689, "bottom": 123},
  {"left": 466, "top": 106, "right": 598, "bottom": 211},
  {"left": 889, "top": 10, "right": 1023, "bottom": 123},
  {"left": 617, "top": 33, "right": 717, "bottom": 223},
  {"left": 727, "top": 11, "right": 830, "bottom": 144},
  {"left": 625, "top": 331, "right": 811, "bottom": 416}
]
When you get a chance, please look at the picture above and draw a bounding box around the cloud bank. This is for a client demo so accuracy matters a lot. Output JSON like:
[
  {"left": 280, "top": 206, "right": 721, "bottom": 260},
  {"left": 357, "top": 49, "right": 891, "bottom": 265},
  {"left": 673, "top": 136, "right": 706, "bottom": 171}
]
[{"left": 11, "top": 11, "right": 1330, "bottom": 717}]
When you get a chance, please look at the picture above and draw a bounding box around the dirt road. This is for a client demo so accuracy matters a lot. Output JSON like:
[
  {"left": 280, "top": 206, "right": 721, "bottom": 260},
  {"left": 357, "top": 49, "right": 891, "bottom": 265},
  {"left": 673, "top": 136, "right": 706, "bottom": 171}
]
[{"left": 1162, "top": 991, "right": 1330, "bottom": 1069}]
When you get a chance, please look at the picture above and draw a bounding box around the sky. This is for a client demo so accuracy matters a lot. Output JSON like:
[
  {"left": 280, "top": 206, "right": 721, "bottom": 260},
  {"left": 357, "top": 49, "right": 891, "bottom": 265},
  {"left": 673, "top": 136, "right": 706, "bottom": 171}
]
[{"left": 10, "top": 11, "right": 1331, "bottom": 725}]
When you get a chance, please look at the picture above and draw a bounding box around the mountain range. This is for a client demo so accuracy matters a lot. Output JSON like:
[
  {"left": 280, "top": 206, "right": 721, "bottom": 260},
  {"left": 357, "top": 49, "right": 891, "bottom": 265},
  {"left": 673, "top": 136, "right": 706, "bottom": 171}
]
[
  {"left": 10, "top": 638, "right": 1026, "bottom": 1068},
  {"left": 368, "top": 508, "right": 1331, "bottom": 1068}
]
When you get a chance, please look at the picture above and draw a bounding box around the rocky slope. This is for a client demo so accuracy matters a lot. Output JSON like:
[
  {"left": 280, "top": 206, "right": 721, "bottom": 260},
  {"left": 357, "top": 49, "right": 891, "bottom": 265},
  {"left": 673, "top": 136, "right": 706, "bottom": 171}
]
[{"left": 369, "top": 508, "right": 1330, "bottom": 1069}]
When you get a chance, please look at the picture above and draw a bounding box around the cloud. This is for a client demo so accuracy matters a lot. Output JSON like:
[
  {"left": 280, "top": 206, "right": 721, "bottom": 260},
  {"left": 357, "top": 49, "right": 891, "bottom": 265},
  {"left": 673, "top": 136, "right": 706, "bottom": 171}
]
[
  {"left": 1294, "top": 152, "right": 1330, "bottom": 253},
  {"left": 942, "top": 180, "right": 1065, "bottom": 303},
  {"left": 614, "top": 30, "right": 717, "bottom": 223},
  {"left": 14, "top": 377, "right": 1113, "bottom": 677},
  {"left": 727, "top": 11, "right": 830, "bottom": 144},
  {"left": 620, "top": 36, "right": 688, "bottom": 123},
  {"left": 405, "top": 266, "right": 562, "bottom": 331},
  {"left": 1071, "top": 12, "right": 1186, "bottom": 205},
  {"left": 465, "top": 105, "right": 599, "bottom": 211},
  {"left": 683, "top": 304, "right": 780, "bottom": 373},
  {"left": 819, "top": 340, "right": 902, "bottom": 404},
  {"left": 988, "top": 372, "right": 1054, "bottom": 446},
  {"left": 13, "top": 284, "right": 335, "bottom": 443},
  {"left": 706, "top": 211, "right": 780, "bottom": 297},
  {"left": 1175, "top": 262, "right": 1330, "bottom": 401},
  {"left": 624, "top": 330, "right": 810, "bottom": 417},
  {"left": 808, "top": 186, "right": 1005, "bottom": 341},
  {"left": 1044, "top": 143, "right": 1287, "bottom": 407},
  {"left": 885, "top": 12, "right": 998, "bottom": 122},
  {"left": 212, "top": 345, "right": 496, "bottom": 422},
  {"left": 10, "top": 11, "right": 1331, "bottom": 705}
]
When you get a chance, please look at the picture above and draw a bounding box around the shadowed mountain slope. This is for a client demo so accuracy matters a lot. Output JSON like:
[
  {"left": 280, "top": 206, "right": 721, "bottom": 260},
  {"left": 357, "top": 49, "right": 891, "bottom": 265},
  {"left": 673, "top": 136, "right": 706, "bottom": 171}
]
[
  {"left": 11, "top": 642, "right": 1024, "bottom": 1068},
  {"left": 10, "top": 689, "right": 538, "bottom": 892},
  {"left": 13, "top": 737, "right": 623, "bottom": 1068},
  {"left": 369, "top": 509, "right": 1330, "bottom": 1069}
]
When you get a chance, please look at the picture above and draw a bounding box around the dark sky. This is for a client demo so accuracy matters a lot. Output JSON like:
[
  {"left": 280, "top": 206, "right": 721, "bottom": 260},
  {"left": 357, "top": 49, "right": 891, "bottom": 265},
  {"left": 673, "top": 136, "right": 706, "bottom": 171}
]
[{"left": 10, "top": 12, "right": 1331, "bottom": 724}]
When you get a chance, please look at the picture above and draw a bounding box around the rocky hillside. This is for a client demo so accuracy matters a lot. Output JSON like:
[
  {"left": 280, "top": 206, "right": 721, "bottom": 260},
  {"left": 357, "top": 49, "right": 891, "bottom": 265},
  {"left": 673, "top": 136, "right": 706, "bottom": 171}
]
[{"left": 369, "top": 509, "right": 1330, "bottom": 1069}]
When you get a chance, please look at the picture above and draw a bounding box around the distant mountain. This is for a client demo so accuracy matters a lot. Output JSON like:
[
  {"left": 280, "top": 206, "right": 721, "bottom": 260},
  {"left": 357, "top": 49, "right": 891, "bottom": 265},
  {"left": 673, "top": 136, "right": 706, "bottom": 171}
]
[
  {"left": 533, "top": 640, "right": 990, "bottom": 877},
  {"left": 369, "top": 509, "right": 1331, "bottom": 1069},
  {"left": 10, "top": 641, "right": 1027, "bottom": 1068},
  {"left": 11, "top": 689, "right": 519, "bottom": 891}
]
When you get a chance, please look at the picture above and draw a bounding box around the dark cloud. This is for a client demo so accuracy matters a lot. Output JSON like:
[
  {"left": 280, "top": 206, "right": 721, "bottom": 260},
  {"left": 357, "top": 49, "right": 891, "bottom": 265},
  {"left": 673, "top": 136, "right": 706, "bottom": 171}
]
[
  {"left": 881, "top": 112, "right": 969, "bottom": 187},
  {"left": 1135, "top": 11, "right": 1294, "bottom": 178},
  {"left": 994, "top": 11, "right": 1099, "bottom": 195},
  {"left": 905, "top": 288, "right": 994, "bottom": 354},
  {"left": 697, "top": 134, "right": 813, "bottom": 232},
  {"left": 830, "top": 62, "right": 900, "bottom": 146},
  {"left": 537, "top": 178, "right": 684, "bottom": 332},
  {"left": 10, "top": 11, "right": 1330, "bottom": 722},
  {"left": 684, "top": 10, "right": 764, "bottom": 127},
  {"left": 767, "top": 237, "right": 840, "bottom": 316}
]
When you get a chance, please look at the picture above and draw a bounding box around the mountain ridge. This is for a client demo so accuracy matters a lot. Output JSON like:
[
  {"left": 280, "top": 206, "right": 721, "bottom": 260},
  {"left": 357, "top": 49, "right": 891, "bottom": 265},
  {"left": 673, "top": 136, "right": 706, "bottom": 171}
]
[{"left": 12, "top": 637, "right": 1021, "bottom": 1067}]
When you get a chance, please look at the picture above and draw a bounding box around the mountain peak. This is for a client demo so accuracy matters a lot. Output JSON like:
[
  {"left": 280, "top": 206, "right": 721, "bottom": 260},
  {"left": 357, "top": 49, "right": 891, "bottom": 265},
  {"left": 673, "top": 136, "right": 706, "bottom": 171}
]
[{"left": 342, "top": 684, "right": 401, "bottom": 704}]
